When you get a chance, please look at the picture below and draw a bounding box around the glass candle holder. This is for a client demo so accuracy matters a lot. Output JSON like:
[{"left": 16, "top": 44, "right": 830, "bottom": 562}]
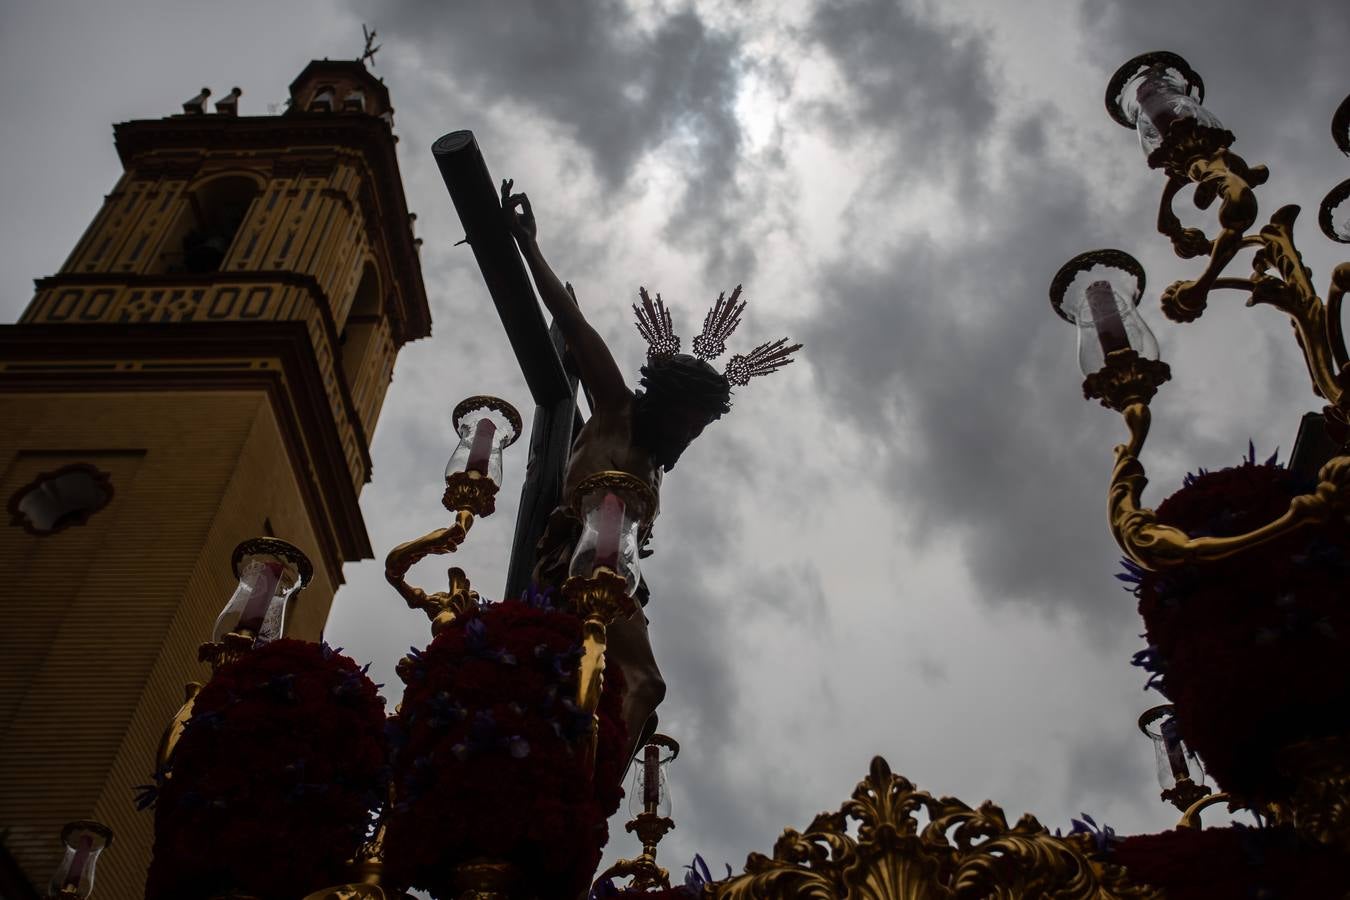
[
  {"left": 1050, "top": 249, "right": 1159, "bottom": 375},
  {"left": 567, "top": 472, "right": 658, "bottom": 597},
  {"left": 47, "top": 820, "right": 112, "bottom": 898},
  {"left": 629, "top": 734, "right": 679, "bottom": 817},
  {"left": 1139, "top": 704, "right": 1206, "bottom": 792},
  {"left": 211, "top": 537, "right": 313, "bottom": 644},
  {"left": 1106, "top": 52, "right": 1225, "bottom": 162},
  {"left": 444, "top": 396, "right": 522, "bottom": 487},
  {"left": 1319, "top": 178, "right": 1350, "bottom": 244}
]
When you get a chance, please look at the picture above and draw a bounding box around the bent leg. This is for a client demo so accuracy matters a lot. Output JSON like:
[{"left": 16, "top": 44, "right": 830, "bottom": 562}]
[{"left": 605, "top": 607, "right": 666, "bottom": 767}]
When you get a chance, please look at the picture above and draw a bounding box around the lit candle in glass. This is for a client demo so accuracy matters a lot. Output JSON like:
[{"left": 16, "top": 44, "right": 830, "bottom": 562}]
[
  {"left": 1106, "top": 53, "right": 1226, "bottom": 164},
  {"left": 593, "top": 493, "right": 626, "bottom": 571},
  {"left": 1073, "top": 278, "right": 1158, "bottom": 376},
  {"left": 629, "top": 735, "right": 678, "bottom": 818},
  {"left": 1139, "top": 704, "right": 1206, "bottom": 793},
  {"left": 642, "top": 743, "right": 661, "bottom": 810},
  {"left": 211, "top": 538, "right": 313, "bottom": 644},
  {"left": 47, "top": 821, "right": 112, "bottom": 899},
  {"left": 1319, "top": 178, "right": 1350, "bottom": 244},
  {"left": 1050, "top": 250, "right": 1160, "bottom": 377},
  {"left": 444, "top": 397, "right": 522, "bottom": 488},
  {"left": 464, "top": 418, "right": 498, "bottom": 476},
  {"left": 1085, "top": 280, "right": 1130, "bottom": 357},
  {"left": 567, "top": 473, "right": 656, "bottom": 597}
]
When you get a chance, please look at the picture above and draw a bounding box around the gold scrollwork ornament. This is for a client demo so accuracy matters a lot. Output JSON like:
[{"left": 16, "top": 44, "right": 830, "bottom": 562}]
[
  {"left": 1107, "top": 396, "right": 1350, "bottom": 569},
  {"left": 155, "top": 681, "right": 202, "bottom": 772},
  {"left": 595, "top": 812, "right": 677, "bottom": 892},
  {"left": 1278, "top": 735, "right": 1350, "bottom": 853},
  {"left": 711, "top": 756, "right": 1160, "bottom": 900},
  {"left": 197, "top": 630, "right": 257, "bottom": 671},
  {"left": 562, "top": 567, "right": 635, "bottom": 768}
]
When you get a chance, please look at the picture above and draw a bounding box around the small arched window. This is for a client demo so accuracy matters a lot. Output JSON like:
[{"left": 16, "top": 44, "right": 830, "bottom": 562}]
[
  {"left": 8, "top": 464, "right": 113, "bottom": 536},
  {"left": 156, "top": 175, "right": 260, "bottom": 274},
  {"left": 309, "top": 85, "right": 336, "bottom": 112}
]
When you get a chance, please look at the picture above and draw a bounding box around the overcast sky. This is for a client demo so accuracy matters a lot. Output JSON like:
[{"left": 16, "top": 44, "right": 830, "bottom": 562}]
[{"left": 3, "top": 0, "right": 1348, "bottom": 885}]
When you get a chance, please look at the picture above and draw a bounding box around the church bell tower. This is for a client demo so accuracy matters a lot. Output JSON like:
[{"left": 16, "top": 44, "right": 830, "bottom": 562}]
[{"left": 0, "top": 60, "right": 430, "bottom": 897}]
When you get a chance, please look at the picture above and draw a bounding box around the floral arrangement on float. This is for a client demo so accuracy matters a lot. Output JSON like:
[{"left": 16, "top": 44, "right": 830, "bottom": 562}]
[
  {"left": 1122, "top": 445, "right": 1350, "bottom": 802},
  {"left": 370, "top": 397, "right": 641, "bottom": 898},
  {"left": 1109, "top": 823, "right": 1350, "bottom": 899},
  {"left": 142, "top": 539, "right": 388, "bottom": 900},
  {"left": 129, "top": 396, "right": 657, "bottom": 900},
  {"left": 383, "top": 591, "right": 628, "bottom": 900}
]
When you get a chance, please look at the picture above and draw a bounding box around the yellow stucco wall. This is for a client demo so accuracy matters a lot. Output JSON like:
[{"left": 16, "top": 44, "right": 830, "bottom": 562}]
[{"left": 0, "top": 389, "right": 336, "bottom": 897}]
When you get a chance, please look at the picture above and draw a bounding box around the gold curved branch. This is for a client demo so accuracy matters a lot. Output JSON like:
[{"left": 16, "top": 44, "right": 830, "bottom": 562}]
[
  {"left": 1247, "top": 205, "right": 1344, "bottom": 406},
  {"left": 156, "top": 682, "right": 202, "bottom": 773},
  {"left": 384, "top": 508, "right": 475, "bottom": 613},
  {"left": 1154, "top": 145, "right": 1347, "bottom": 410},
  {"left": 1211, "top": 276, "right": 1255, "bottom": 293},
  {"left": 1157, "top": 149, "right": 1262, "bottom": 323},
  {"left": 1327, "top": 262, "right": 1350, "bottom": 374},
  {"left": 562, "top": 569, "right": 636, "bottom": 770},
  {"left": 1110, "top": 405, "right": 1350, "bottom": 569},
  {"left": 1156, "top": 174, "right": 1212, "bottom": 259},
  {"left": 1175, "top": 792, "right": 1233, "bottom": 830}
]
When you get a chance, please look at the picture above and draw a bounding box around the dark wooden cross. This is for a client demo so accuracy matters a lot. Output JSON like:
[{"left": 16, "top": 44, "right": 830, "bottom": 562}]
[{"left": 432, "top": 131, "right": 588, "bottom": 602}]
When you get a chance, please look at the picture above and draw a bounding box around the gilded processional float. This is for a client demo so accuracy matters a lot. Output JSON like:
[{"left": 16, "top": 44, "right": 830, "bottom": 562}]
[{"left": 39, "top": 50, "right": 1350, "bottom": 900}]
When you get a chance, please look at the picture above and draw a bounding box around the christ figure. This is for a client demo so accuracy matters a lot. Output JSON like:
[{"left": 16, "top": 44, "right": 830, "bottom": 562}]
[{"left": 503, "top": 180, "right": 799, "bottom": 758}]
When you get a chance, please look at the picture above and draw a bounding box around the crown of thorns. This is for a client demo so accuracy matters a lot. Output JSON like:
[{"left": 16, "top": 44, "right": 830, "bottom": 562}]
[{"left": 632, "top": 285, "right": 801, "bottom": 387}]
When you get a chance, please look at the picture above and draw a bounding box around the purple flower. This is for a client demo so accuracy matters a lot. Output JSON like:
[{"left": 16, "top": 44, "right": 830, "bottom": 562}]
[
  {"left": 1130, "top": 643, "right": 1166, "bottom": 693},
  {"left": 133, "top": 776, "right": 161, "bottom": 811},
  {"left": 521, "top": 583, "right": 560, "bottom": 610},
  {"left": 685, "top": 854, "right": 731, "bottom": 888},
  {"left": 1068, "top": 813, "right": 1118, "bottom": 854},
  {"left": 588, "top": 876, "right": 619, "bottom": 900},
  {"left": 263, "top": 673, "right": 297, "bottom": 702},
  {"left": 426, "top": 691, "right": 467, "bottom": 730}
]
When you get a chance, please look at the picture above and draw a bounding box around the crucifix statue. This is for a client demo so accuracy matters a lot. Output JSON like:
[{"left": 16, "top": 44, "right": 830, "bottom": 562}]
[
  {"left": 501, "top": 180, "right": 801, "bottom": 754},
  {"left": 430, "top": 129, "right": 799, "bottom": 763}
]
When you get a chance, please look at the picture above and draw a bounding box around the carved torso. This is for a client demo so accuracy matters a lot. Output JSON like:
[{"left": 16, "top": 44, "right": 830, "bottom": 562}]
[{"left": 562, "top": 395, "right": 662, "bottom": 519}]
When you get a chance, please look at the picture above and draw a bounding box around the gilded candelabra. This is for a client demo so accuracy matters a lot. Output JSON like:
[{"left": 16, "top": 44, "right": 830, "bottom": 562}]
[
  {"left": 1051, "top": 53, "right": 1350, "bottom": 573},
  {"left": 1137, "top": 704, "right": 1212, "bottom": 813},
  {"left": 43, "top": 821, "right": 113, "bottom": 900},
  {"left": 198, "top": 537, "right": 314, "bottom": 669},
  {"left": 595, "top": 734, "right": 680, "bottom": 892},
  {"left": 384, "top": 395, "right": 521, "bottom": 633},
  {"left": 561, "top": 470, "right": 659, "bottom": 769},
  {"left": 1055, "top": 52, "right": 1350, "bottom": 850},
  {"left": 377, "top": 395, "right": 523, "bottom": 897},
  {"left": 159, "top": 537, "right": 315, "bottom": 772}
]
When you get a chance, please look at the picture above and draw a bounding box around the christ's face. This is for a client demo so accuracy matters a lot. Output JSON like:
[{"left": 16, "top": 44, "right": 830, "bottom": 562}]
[{"left": 640, "top": 403, "right": 711, "bottom": 471}]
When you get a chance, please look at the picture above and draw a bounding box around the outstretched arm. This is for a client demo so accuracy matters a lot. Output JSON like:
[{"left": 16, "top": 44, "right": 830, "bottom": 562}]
[{"left": 502, "top": 180, "right": 629, "bottom": 410}]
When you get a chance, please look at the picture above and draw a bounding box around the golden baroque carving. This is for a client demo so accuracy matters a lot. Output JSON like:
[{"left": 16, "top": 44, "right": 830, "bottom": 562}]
[
  {"left": 1081, "top": 349, "right": 1172, "bottom": 412},
  {"left": 1279, "top": 735, "right": 1350, "bottom": 853},
  {"left": 1106, "top": 398, "right": 1350, "bottom": 569},
  {"left": 711, "top": 757, "right": 1160, "bottom": 900}
]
